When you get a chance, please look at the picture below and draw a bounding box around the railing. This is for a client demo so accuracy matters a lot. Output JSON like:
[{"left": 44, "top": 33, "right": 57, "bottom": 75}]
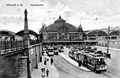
[
  {"left": 0, "top": 40, "right": 24, "bottom": 55},
  {"left": 0, "top": 40, "right": 39, "bottom": 56}
]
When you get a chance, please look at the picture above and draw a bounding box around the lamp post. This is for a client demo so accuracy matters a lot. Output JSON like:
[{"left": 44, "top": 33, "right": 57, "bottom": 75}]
[
  {"left": 106, "top": 26, "right": 111, "bottom": 59},
  {"left": 35, "top": 37, "right": 38, "bottom": 69},
  {"left": 107, "top": 26, "right": 110, "bottom": 54}
]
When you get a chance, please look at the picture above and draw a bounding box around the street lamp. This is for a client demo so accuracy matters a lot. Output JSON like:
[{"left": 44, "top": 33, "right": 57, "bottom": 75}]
[
  {"left": 107, "top": 26, "right": 110, "bottom": 54},
  {"left": 34, "top": 37, "right": 38, "bottom": 69},
  {"left": 106, "top": 26, "right": 111, "bottom": 58}
]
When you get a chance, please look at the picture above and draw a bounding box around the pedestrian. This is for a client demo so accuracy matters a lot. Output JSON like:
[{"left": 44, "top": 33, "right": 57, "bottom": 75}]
[
  {"left": 78, "top": 61, "right": 82, "bottom": 67},
  {"left": 47, "top": 58, "right": 49, "bottom": 61},
  {"left": 46, "top": 69, "right": 49, "bottom": 77},
  {"left": 41, "top": 67, "right": 45, "bottom": 77},
  {"left": 42, "top": 51, "right": 44, "bottom": 56},
  {"left": 50, "top": 58, "right": 53, "bottom": 65},
  {"left": 44, "top": 60, "right": 47, "bottom": 65},
  {"left": 40, "top": 56, "right": 42, "bottom": 62}
]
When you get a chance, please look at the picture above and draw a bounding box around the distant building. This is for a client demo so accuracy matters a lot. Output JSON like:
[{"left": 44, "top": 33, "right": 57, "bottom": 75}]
[
  {"left": 85, "top": 27, "right": 120, "bottom": 49},
  {"left": 39, "top": 16, "right": 84, "bottom": 45}
]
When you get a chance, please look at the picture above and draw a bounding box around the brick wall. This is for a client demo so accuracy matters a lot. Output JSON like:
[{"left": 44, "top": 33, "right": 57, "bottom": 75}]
[{"left": 0, "top": 56, "right": 27, "bottom": 78}]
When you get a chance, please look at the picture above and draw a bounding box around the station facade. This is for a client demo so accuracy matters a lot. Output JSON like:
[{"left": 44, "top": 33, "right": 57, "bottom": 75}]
[{"left": 39, "top": 16, "right": 85, "bottom": 44}]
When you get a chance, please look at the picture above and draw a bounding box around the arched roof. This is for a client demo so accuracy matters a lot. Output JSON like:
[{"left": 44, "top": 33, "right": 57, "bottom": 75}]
[
  {"left": 46, "top": 16, "right": 78, "bottom": 32},
  {"left": 0, "top": 30, "right": 15, "bottom": 36},
  {"left": 109, "top": 30, "right": 120, "bottom": 35},
  {"left": 88, "top": 30, "right": 107, "bottom": 37},
  {"left": 15, "top": 29, "right": 38, "bottom": 37}
]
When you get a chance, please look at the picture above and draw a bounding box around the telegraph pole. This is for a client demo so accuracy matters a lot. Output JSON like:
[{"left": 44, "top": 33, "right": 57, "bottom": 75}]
[
  {"left": 23, "top": 9, "right": 31, "bottom": 78},
  {"left": 107, "top": 26, "right": 110, "bottom": 54}
]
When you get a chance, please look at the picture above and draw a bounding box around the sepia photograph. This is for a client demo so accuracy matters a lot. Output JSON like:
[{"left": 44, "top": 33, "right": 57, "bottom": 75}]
[{"left": 0, "top": 0, "right": 120, "bottom": 78}]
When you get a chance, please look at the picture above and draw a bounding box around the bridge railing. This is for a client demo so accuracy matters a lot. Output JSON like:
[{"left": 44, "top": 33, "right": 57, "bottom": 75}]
[{"left": 0, "top": 40, "right": 39, "bottom": 55}]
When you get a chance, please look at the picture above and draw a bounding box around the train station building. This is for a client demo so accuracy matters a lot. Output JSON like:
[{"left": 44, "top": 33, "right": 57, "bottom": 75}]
[{"left": 39, "top": 16, "right": 85, "bottom": 45}]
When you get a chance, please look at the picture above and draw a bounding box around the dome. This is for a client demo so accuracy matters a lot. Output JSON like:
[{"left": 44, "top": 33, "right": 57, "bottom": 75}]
[
  {"left": 46, "top": 16, "right": 78, "bottom": 32},
  {"left": 109, "top": 30, "right": 120, "bottom": 35},
  {"left": 0, "top": 30, "right": 15, "bottom": 36},
  {"left": 15, "top": 29, "right": 38, "bottom": 37},
  {"left": 88, "top": 30, "right": 107, "bottom": 37}
]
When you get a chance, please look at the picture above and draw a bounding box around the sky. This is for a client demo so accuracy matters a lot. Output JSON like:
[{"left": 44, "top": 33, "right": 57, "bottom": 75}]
[{"left": 0, "top": 0, "right": 120, "bottom": 33}]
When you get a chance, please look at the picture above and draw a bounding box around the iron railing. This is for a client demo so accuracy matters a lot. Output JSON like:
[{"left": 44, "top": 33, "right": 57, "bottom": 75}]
[{"left": 0, "top": 40, "right": 39, "bottom": 55}]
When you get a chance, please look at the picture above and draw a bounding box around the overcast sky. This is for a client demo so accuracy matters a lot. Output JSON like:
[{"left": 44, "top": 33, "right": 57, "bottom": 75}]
[{"left": 0, "top": 0, "right": 120, "bottom": 33}]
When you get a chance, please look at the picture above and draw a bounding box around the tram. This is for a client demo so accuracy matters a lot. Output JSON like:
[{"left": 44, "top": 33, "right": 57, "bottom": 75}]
[
  {"left": 47, "top": 47, "right": 54, "bottom": 56},
  {"left": 69, "top": 49, "right": 107, "bottom": 73}
]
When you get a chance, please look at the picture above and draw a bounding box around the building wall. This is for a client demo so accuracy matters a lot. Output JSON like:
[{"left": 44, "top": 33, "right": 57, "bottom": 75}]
[
  {"left": 0, "top": 56, "right": 27, "bottom": 78},
  {"left": 43, "top": 32, "right": 83, "bottom": 41},
  {"left": 97, "top": 36, "right": 120, "bottom": 49}
]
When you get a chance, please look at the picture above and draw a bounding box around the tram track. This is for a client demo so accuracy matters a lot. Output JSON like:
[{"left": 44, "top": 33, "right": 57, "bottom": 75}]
[
  {"left": 103, "top": 66, "right": 120, "bottom": 78},
  {"left": 48, "top": 47, "right": 117, "bottom": 78},
  {"left": 94, "top": 46, "right": 120, "bottom": 77},
  {"left": 54, "top": 55, "right": 118, "bottom": 78}
]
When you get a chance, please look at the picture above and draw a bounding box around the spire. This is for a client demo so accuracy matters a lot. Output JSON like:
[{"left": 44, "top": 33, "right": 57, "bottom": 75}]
[
  {"left": 42, "top": 22, "right": 46, "bottom": 28},
  {"left": 24, "top": 9, "right": 28, "bottom": 31},
  {"left": 78, "top": 24, "right": 83, "bottom": 32},
  {"left": 41, "top": 22, "right": 47, "bottom": 32},
  {"left": 55, "top": 15, "right": 65, "bottom": 23},
  {"left": 59, "top": 15, "right": 62, "bottom": 19},
  {"left": 79, "top": 24, "right": 82, "bottom": 28}
]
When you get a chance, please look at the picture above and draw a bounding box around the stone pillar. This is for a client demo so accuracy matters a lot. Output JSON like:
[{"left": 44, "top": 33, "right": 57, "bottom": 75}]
[
  {"left": 16, "top": 56, "right": 28, "bottom": 78},
  {"left": 23, "top": 9, "right": 31, "bottom": 78},
  {"left": 39, "top": 43, "right": 43, "bottom": 57},
  {"left": 0, "top": 56, "right": 28, "bottom": 78}
]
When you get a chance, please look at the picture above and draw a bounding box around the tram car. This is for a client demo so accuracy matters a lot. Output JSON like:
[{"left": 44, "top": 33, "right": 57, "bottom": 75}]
[
  {"left": 47, "top": 47, "right": 54, "bottom": 56},
  {"left": 69, "top": 50, "right": 107, "bottom": 73}
]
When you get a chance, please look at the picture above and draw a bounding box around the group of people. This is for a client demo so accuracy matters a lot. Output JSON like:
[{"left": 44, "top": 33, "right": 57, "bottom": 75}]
[
  {"left": 41, "top": 67, "right": 49, "bottom": 77},
  {"left": 41, "top": 57, "right": 54, "bottom": 77},
  {"left": 44, "top": 57, "right": 54, "bottom": 65}
]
